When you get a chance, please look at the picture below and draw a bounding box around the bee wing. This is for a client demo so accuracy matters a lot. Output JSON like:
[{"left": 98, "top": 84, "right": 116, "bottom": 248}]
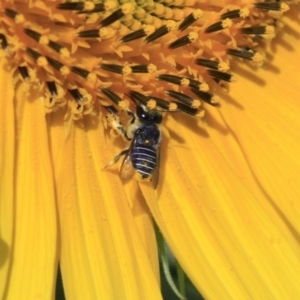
[
  {"left": 119, "top": 148, "right": 135, "bottom": 182},
  {"left": 151, "top": 144, "right": 160, "bottom": 189}
]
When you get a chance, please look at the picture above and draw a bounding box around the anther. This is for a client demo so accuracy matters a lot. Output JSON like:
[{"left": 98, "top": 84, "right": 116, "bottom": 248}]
[
  {"left": 0, "top": 34, "right": 8, "bottom": 50},
  {"left": 121, "top": 28, "right": 148, "bottom": 43},
  {"left": 26, "top": 47, "right": 48, "bottom": 66},
  {"left": 24, "top": 28, "right": 42, "bottom": 42},
  {"left": 57, "top": 1, "right": 95, "bottom": 11},
  {"left": 78, "top": 29, "right": 100, "bottom": 38},
  {"left": 207, "top": 69, "right": 236, "bottom": 82},
  {"left": 195, "top": 59, "right": 229, "bottom": 72},
  {"left": 71, "top": 66, "right": 90, "bottom": 79},
  {"left": 131, "top": 64, "right": 156, "bottom": 73},
  {"left": 100, "top": 9, "right": 124, "bottom": 27},
  {"left": 100, "top": 87, "right": 126, "bottom": 107},
  {"left": 18, "top": 66, "right": 30, "bottom": 80},
  {"left": 4, "top": 8, "right": 24, "bottom": 23},
  {"left": 190, "top": 88, "right": 219, "bottom": 106},
  {"left": 165, "top": 90, "right": 201, "bottom": 109},
  {"left": 239, "top": 26, "right": 274, "bottom": 35},
  {"left": 46, "top": 56, "right": 63, "bottom": 71},
  {"left": 48, "top": 40, "right": 63, "bottom": 53},
  {"left": 227, "top": 48, "right": 264, "bottom": 63},
  {"left": 100, "top": 63, "right": 132, "bottom": 75},
  {"left": 151, "top": 96, "right": 177, "bottom": 111},
  {"left": 157, "top": 74, "right": 190, "bottom": 86},
  {"left": 46, "top": 56, "right": 70, "bottom": 75},
  {"left": 205, "top": 18, "right": 232, "bottom": 33},
  {"left": 253, "top": 2, "right": 286, "bottom": 11},
  {"left": 179, "top": 9, "right": 203, "bottom": 31},
  {"left": 220, "top": 8, "right": 249, "bottom": 20},
  {"left": 46, "top": 81, "right": 58, "bottom": 97},
  {"left": 175, "top": 102, "right": 204, "bottom": 118},
  {"left": 68, "top": 88, "right": 83, "bottom": 102},
  {"left": 169, "top": 32, "right": 198, "bottom": 49},
  {"left": 127, "top": 90, "right": 152, "bottom": 107},
  {"left": 100, "top": 3, "right": 134, "bottom": 28},
  {"left": 145, "top": 21, "right": 176, "bottom": 43}
]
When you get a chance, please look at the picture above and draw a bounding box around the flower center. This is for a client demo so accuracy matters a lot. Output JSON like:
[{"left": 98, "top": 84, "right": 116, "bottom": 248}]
[{"left": 0, "top": 0, "right": 290, "bottom": 120}]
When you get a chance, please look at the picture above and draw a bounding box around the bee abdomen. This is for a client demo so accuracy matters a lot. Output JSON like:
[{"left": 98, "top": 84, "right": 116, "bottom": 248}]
[{"left": 132, "top": 145, "right": 157, "bottom": 178}]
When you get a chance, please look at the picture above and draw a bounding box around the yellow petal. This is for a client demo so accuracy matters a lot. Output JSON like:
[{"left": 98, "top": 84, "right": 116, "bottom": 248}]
[
  {"left": 0, "top": 57, "right": 15, "bottom": 296},
  {"left": 124, "top": 181, "right": 160, "bottom": 281},
  {"left": 0, "top": 63, "right": 57, "bottom": 298},
  {"left": 48, "top": 114, "right": 161, "bottom": 299}
]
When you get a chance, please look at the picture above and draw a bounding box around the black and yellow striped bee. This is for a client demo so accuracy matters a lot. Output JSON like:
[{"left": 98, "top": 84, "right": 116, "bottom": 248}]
[{"left": 104, "top": 103, "right": 162, "bottom": 189}]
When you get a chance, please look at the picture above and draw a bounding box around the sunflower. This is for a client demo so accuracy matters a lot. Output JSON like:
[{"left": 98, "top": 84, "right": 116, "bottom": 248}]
[{"left": 0, "top": 1, "right": 300, "bottom": 299}]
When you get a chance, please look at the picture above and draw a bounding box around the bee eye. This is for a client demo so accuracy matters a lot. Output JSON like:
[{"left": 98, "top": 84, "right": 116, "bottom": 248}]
[
  {"left": 136, "top": 105, "right": 148, "bottom": 121},
  {"left": 136, "top": 105, "right": 162, "bottom": 124}
]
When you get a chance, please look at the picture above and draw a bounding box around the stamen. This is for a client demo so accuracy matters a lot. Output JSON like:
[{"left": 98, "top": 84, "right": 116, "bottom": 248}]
[
  {"left": 18, "top": 66, "right": 30, "bottom": 81},
  {"left": 26, "top": 47, "right": 41, "bottom": 60},
  {"left": 145, "top": 21, "right": 176, "bottom": 43},
  {"left": 175, "top": 102, "right": 204, "bottom": 118},
  {"left": 188, "top": 78, "right": 209, "bottom": 91},
  {"left": 100, "top": 3, "right": 135, "bottom": 28},
  {"left": 68, "top": 88, "right": 83, "bottom": 102},
  {"left": 24, "top": 28, "right": 43, "bottom": 43},
  {"left": 253, "top": 2, "right": 287, "bottom": 12},
  {"left": 4, "top": 8, "right": 24, "bottom": 23},
  {"left": 26, "top": 47, "right": 48, "bottom": 66},
  {"left": 131, "top": 64, "right": 157, "bottom": 73},
  {"left": 46, "top": 81, "right": 58, "bottom": 97},
  {"left": 195, "top": 59, "right": 229, "bottom": 72},
  {"left": 57, "top": 1, "right": 96, "bottom": 11},
  {"left": 151, "top": 96, "right": 177, "bottom": 111},
  {"left": 24, "top": 28, "right": 69, "bottom": 57},
  {"left": 78, "top": 29, "right": 100, "bottom": 38},
  {"left": 121, "top": 28, "right": 148, "bottom": 43},
  {"left": 48, "top": 40, "right": 66, "bottom": 55},
  {"left": 190, "top": 88, "right": 219, "bottom": 106},
  {"left": 227, "top": 48, "right": 264, "bottom": 63},
  {"left": 166, "top": 90, "right": 201, "bottom": 109},
  {"left": 239, "top": 26, "right": 274, "bottom": 35},
  {"left": 207, "top": 69, "right": 236, "bottom": 82},
  {"left": 100, "top": 64, "right": 132, "bottom": 75},
  {"left": 100, "top": 87, "right": 126, "bottom": 108},
  {"left": 220, "top": 8, "right": 249, "bottom": 20},
  {"left": 179, "top": 9, "right": 203, "bottom": 31},
  {"left": 169, "top": 32, "right": 198, "bottom": 50},
  {"left": 71, "top": 66, "right": 95, "bottom": 82},
  {"left": 127, "top": 90, "right": 154, "bottom": 107},
  {"left": 0, "top": 34, "right": 8, "bottom": 49},
  {"left": 157, "top": 74, "right": 191, "bottom": 86},
  {"left": 78, "top": 28, "right": 115, "bottom": 39},
  {"left": 157, "top": 74, "right": 208, "bottom": 91},
  {"left": 46, "top": 56, "right": 70, "bottom": 75},
  {"left": 205, "top": 18, "right": 232, "bottom": 33}
]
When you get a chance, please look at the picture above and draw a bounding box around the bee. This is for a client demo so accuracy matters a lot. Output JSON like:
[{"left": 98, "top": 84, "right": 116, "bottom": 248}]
[{"left": 104, "top": 104, "right": 162, "bottom": 189}]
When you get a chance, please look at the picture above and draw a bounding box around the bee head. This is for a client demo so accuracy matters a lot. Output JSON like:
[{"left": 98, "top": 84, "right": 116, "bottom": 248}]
[{"left": 136, "top": 105, "right": 162, "bottom": 124}]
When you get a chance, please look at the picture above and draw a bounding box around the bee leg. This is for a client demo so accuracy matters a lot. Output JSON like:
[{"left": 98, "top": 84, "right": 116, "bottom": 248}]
[
  {"left": 124, "top": 107, "right": 135, "bottom": 124},
  {"left": 104, "top": 105, "right": 131, "bottom": 141},
  {"left": 102, "top": 148, "right": 129, "bottom": 170}
]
